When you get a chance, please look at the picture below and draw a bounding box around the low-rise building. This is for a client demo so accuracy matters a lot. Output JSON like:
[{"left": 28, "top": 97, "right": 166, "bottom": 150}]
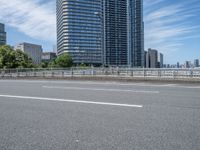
[
  {"left": 15, "top": 42, "right": 43, "bottom": 64},
  {"left": 42, "top": 52, "right": 57, "bottom": 63}
]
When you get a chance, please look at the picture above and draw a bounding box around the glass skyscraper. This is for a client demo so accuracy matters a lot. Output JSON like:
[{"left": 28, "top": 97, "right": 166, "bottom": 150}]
[
  {"left": 56, "top": 0, "right": 103, "bottom": 65},
  {"left": 56, "top": 0, "right": 144, "bottom": 67},
  {"left": 0, "top": 23, "right": 6, "bottom": 45}
]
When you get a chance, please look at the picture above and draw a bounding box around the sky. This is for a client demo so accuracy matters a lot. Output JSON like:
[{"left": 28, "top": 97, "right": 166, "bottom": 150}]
[{"left": 0, "top": 0, "right": 199, "bottom": 64}]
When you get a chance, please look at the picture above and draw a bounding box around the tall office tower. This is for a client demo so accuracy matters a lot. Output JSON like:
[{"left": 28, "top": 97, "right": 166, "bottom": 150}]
[
  {"left": 0, "top": 23, "right": 6, "bottom": 45},
  {"left": 56, "top": 0, "right": 103, "bottom": 66}
]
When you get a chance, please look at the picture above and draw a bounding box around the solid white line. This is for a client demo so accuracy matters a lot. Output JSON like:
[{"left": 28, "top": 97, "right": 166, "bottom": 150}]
[
  {"left": 42, "top": 86, "right": 160, "bottom": 94},
  {"left": 0, "top": 94, "right": 143, "bottom": 108}
]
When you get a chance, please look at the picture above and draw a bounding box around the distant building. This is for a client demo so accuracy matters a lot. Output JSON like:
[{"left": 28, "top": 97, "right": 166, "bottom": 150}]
[
  {"left": 0, "top": 23, "right": 6, "bottom": 45},
  {"left": 158, "top": 53, "right": 164, "bottom": 68},
  {"left": 42, "top": 52, "right": 57, "bottom": 63},
  {"left": 144, "top": 51, "right": 148, "bottom": 68},
  {"left": 194, "top": 59, "right": 199, "bottom": 68},
  {"left": 185, "top": 61, "right": 190, "bottom": 68},
  {"left": 176, "top": 62, "right": 180, "bottom": 68},
  {"left": 170, "top": 64, "right": 176, "bottom": 68},
  {"left": 146, "top": 49, "right": 158, "bottom": 68},
  {"left": 15, "top": 42, "right": 43, "bottom": 64},
  {"left": 53, "top": 45, "right": 57, "bottom": 55},
  {"left": 145, "top": 49, "right": 164, "bottom": 68}
]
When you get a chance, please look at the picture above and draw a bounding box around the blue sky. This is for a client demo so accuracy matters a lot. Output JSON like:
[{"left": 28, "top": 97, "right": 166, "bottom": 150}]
[{"left": 0, "top": 0, "right": 199, "bottom": 64}]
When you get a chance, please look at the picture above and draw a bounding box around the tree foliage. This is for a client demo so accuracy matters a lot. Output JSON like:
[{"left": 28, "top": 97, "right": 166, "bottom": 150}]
[
  {"left": 0, "top": 45, "right": 73, "bottom": 69},
  {"left": 49, "top": 53, "right": 73, "bottom": 68},
  {"left": 0, "top": 45, "right": 35, "bottom": 69}
]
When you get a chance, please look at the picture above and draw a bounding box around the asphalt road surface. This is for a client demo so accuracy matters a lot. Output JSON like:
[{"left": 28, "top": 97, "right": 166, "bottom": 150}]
[{"left": 0, "top": 80, "right": 200, "bottom": 150}]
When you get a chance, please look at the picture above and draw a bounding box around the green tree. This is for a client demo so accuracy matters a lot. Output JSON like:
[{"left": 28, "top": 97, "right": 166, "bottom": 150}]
[
  {"left": 48, "top": 60, "right": 57, "bottom": 68},
  {"left": 39, "top": 61, "right": 49, "bottom": 68},
  {"left": 0, "top": 45, "right": 35, "bottom": 69},
  {"left": 15, "top": 50, "right": 35, "bottom": 68},
  {"left": 54, "top": 53, "right": 73, "bottom": 68},
  {"left": 0, "top": 45, "right": 16, "bottom": 68}
]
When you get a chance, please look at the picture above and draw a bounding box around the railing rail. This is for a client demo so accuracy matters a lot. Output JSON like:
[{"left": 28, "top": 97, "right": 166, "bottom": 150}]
[{"left": 0, "top": 68, "right": 200, "bottom": 79}]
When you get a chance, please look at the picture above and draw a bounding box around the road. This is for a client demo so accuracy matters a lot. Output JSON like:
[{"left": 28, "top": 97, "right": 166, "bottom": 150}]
[{"left": 0, "top": 80, "right": 199, "bottom": 150}]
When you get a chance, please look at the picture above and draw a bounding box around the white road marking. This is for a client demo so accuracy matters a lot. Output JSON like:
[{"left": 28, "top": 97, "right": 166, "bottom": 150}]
[
  {"left": 42, "top": 86, "right": 160, "bottom": 94},
  {"left": 171, "top": 86, "right": 200, "bottom": 89},
  {"left": 0, "top": 94, "right": 143, "bottom": 108}
]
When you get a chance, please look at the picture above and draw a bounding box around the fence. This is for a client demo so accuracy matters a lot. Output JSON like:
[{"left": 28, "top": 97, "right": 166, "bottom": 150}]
[{"left": 0, "top": 68, "right": 200, "bottom": 80}]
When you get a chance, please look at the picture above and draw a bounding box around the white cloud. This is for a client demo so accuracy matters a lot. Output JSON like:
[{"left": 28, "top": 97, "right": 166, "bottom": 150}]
[
  {"left": 0, "top": 0, "right": 199, "bottom": 59},
  {"left": 0, "top": 0, "right": 56, "bottom": 42},
  {"left": 144, "top": 0, "right": 200, "bottom": 54}
]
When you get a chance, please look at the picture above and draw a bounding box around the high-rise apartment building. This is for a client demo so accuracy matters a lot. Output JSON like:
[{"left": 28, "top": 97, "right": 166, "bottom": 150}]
[
  {"left": 0, "top": 23, "right": 6, "bottom": 45},
  {"left": 15, "top": 42, "right": 43, "bottom": 64},
  {"left": 56, "top": 0, "right": 144, "bottom": 67},
  {"left": 104, "top": 0, "right": 128, "bottom": 66},
  {"left": 127, "top": 0, "right": 144, "bottom": 67}
]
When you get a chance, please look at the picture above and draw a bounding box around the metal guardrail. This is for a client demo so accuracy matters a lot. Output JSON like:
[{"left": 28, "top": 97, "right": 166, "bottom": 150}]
[{"left": 0, "top": 68, "right": 200, "bottom": 79}]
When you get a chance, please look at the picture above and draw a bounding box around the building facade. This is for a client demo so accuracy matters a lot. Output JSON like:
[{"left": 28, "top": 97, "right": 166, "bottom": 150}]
[
  {"left": 57, "top": 0, "right": 103, "bottom": 66},
  {"left": 56, "top": 0, "right": 144, "bottom": 67},
  {"left": 42, "top": 52, "right": 57, "bottom": 63},
  {"left": 15, "top": 43, "right": 43, "bottom": 64},
  {"left": 0, "top": 23, "right": 6, "bottom": 45}
]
